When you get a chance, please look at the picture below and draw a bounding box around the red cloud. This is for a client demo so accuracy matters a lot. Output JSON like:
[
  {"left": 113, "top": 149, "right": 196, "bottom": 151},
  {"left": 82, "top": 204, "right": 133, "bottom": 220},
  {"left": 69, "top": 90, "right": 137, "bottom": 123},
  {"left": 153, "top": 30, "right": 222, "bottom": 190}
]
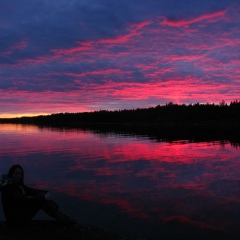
[
  {"left": 163, "top": 215, "right": 224, "bottom": 232},
  {"left": 1, "top": 5, "right": 240, "bottom": 117},
  {"left": 1, "top": 74, "right": 239, "bottom": 118},
  {"left": 99, "top": 21, "right": 152, "bottom": 44},
  {"left": 51, "top": 41, "right": 93, "bottom": 55},
  {"left": 161, "top": 9, "right": 227, "bottom": 27},
  {"left": 2, "top": 39, "right": 28, "bottom": 55},
  {"left": 60, "top": 68, "right": 128, "bottom": 78},
  {"left": 51, "top": 20, "right": 152, "bottom": 56}
]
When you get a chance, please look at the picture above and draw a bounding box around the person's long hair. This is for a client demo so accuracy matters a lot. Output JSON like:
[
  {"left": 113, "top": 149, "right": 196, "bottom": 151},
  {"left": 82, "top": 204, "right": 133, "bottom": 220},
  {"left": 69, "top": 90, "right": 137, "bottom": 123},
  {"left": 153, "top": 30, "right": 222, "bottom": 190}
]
[{"left": 7, "top": 164, "right": 24, "bottom": 185}]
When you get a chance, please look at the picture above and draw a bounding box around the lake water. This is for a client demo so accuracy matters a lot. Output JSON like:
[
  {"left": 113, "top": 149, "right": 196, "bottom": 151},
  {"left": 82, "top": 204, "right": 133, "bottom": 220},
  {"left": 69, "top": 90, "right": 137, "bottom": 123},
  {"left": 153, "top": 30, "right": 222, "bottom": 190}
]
[{"left": 0, "top": 124, "right": 240, "bottom": 239}]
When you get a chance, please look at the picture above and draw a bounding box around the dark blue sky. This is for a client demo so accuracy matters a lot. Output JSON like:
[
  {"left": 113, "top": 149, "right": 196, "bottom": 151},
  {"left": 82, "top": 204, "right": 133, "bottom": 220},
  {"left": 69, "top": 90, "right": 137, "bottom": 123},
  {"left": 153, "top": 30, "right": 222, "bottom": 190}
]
[{"left": 0, "top": 0, "right": 239, "bottom": 117}]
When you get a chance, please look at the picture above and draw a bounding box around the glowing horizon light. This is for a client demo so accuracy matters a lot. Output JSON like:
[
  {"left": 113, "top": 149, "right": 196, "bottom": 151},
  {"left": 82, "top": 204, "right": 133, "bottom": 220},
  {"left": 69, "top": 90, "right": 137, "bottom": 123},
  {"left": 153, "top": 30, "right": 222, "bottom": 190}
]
[{"left": 0, "top": 113, "right": 50, "bottom": 119}]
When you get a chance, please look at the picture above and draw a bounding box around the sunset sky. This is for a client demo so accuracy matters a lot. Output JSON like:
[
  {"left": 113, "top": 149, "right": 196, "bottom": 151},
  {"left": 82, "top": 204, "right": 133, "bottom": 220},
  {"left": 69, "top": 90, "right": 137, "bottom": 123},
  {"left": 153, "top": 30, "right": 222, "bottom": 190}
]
[{"left": 1, "top": 0, "right": 240, "bottom": 117}]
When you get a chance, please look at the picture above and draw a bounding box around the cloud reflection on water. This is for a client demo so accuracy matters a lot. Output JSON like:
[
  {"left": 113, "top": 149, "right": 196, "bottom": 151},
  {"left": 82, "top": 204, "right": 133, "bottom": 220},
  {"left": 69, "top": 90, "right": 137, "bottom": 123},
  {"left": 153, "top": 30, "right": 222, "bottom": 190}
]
[{"left": 0, "top": 124, "right": 240, "bottom": 237}]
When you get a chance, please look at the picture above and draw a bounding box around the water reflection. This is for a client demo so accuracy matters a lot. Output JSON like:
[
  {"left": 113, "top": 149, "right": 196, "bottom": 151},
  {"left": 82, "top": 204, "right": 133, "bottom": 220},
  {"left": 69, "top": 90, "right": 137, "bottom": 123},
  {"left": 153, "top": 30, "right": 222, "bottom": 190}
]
[{"left": 0, "top": 124, "right": 240, "bottom": 239}]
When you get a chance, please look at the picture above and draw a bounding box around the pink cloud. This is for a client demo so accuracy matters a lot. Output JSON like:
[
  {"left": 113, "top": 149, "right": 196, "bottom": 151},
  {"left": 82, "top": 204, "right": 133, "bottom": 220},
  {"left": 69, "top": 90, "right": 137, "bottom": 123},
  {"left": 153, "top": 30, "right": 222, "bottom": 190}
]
[
  {"left": 11, "top": 39, "right": 28, "bottom": 51},
  {"left": 51, "top": 41, "right": 93, "bottom": 55},
  {"left": 1, "top": 73, "right": 239, "bottom": 117},
  {"left": 2, "top": 39, "right": 28, "bottom": 55},
  {"left": 56, "top": 68, "right": 129, "bottom": 78},
  {"left": 51, "top": 20, "right": 152, "bottom": 56},
  {"left": 1, "top": 5, "right": 240, "bottom": 117},
  {"left": 161, "top": 9, "right": 227, "bottom": 27},
  {"left": 163, "top": 215, "right": 224, "bottom": 232},
  {"left": 95, "top": 79, "right": 238, "bottom": 104},
  {"left": 99, "top": 21, "right": 152, "bottom": 44}
]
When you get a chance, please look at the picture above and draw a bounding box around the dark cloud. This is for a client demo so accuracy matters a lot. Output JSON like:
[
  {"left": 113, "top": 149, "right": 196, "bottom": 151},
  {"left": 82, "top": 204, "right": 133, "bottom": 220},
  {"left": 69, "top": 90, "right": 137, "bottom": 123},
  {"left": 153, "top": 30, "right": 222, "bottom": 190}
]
[
  {"left": 0, "top": 0, "right": 240, "bottom": 116},
  {"left": 1, "top": 0, "right": 235, "bottom": 59}
]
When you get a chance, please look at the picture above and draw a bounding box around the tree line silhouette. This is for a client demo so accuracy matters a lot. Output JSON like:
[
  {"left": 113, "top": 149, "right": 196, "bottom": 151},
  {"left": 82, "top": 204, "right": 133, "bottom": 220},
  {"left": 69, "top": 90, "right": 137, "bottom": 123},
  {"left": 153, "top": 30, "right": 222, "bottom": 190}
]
[
  {"left": 0, "top": 101, "right": 239, "bottom": 142},
  {"left": 1, "top": 101, "right": 239, "bottom": 125}
]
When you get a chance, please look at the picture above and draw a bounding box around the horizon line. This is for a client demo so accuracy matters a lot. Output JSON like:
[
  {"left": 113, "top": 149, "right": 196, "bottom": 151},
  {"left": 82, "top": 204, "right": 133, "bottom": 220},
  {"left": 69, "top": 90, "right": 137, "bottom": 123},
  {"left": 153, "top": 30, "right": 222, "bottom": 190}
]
[{"left": 0, "top": 100, "right": 238, "bottom": 119}]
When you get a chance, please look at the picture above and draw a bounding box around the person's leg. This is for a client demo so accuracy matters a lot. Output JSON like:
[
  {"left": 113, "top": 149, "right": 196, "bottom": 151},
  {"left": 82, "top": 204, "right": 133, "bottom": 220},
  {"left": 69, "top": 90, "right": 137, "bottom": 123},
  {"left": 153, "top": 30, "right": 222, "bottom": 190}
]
[
  {"left": 22, "top": 205, "right": 41, "bottom": 223},
  {"left": 41, "top": 200, "right": 76, "bottom": 226},
  {"left": 41, "top": 200, "right": 59, "bottom": 219}
]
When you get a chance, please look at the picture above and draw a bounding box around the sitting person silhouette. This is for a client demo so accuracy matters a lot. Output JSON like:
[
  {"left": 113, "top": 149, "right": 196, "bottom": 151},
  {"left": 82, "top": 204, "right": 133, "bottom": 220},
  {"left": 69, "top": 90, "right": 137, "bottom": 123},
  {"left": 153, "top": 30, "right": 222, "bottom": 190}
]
[{"left": 0, "top": 164, "right": 76, "bottom": 226}]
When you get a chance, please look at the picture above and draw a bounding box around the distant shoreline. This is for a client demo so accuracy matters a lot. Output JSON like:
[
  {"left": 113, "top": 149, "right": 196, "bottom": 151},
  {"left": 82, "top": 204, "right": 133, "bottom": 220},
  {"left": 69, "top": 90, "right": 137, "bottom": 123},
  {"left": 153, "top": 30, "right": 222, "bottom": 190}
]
[
  {"left": 1, "top": 102, "right": 239, "bottom": 124},
  {"left": 1, "top": 103, "right": 239, "bottom": 142}
]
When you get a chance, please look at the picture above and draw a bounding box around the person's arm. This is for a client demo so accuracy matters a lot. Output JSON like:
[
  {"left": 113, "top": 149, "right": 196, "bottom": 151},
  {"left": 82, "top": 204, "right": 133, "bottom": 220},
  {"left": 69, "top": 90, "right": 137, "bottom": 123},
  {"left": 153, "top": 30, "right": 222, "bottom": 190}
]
[
  {"left": 23, "top": 185, "right": 48, "bottom": 197},
  {"left": 3, "top": 185, "right": 46, "bottom": 204}
]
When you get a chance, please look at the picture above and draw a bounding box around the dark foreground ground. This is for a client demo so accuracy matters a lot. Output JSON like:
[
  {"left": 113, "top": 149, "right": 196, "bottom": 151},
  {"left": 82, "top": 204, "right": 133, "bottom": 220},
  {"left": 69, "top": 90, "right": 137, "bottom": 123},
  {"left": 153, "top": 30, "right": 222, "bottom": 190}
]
[
  {"left": 0, "top": 221, "right": 146, "bottom": 240},
  {"left": 0, "top": 219, "right": 237, "bottom": 240}
]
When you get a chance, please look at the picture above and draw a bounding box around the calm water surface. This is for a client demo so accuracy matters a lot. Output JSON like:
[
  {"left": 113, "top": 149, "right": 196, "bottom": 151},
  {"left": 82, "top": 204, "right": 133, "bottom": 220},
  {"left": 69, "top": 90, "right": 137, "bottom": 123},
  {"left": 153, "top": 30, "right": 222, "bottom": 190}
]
[{"left": 0, "top": 124, "right": 240, "bottom": 239}]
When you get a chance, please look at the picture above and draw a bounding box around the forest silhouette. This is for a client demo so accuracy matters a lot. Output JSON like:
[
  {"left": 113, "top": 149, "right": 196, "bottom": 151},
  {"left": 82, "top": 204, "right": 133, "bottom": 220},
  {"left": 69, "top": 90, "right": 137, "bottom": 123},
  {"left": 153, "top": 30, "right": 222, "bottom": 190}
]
[{"left": 1, "top": 101, "right": 240, "bottom": 142}]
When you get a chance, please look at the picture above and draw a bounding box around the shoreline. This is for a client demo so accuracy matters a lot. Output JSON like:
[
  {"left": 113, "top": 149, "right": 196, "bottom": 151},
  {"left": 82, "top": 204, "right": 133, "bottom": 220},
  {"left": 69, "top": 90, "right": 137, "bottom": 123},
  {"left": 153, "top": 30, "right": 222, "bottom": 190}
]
[{"left": 0, "top": 220, "right": 146, "bottom": 240}]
